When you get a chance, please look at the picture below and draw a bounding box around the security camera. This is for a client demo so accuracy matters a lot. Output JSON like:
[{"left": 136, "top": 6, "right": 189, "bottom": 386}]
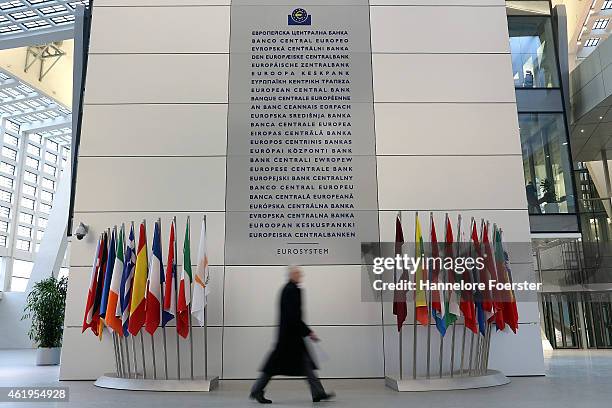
[{"left": 74, "top": 222, "right": 89, "bottom": 240}]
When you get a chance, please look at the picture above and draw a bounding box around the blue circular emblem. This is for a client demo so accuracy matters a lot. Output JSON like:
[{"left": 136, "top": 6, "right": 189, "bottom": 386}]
[{"left": 291, "top": 8, "right": 309, "bottom": 24}]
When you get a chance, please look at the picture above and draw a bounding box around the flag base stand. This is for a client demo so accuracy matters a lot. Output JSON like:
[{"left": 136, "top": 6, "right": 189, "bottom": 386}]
[
  {"left": 384, "top": 370, "right": 509, "bottom": 392},
  {"left": 94, "top": 374, "right": 219, "bottom": 392}
]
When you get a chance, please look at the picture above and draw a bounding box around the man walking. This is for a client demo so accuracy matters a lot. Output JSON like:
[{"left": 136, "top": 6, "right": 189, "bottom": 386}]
[{"left": 250, "top": 266, "right": 335, "bottom": 404}]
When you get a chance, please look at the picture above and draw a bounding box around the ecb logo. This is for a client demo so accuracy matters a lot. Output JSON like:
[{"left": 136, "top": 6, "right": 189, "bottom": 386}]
[{"left": 288, "top": 8, "right": 311, "bottom": 25}]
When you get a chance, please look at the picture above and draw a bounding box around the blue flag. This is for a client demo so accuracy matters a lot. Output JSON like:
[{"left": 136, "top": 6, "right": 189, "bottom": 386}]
[
  {"left": 120, "top": 224, "right": 136, "bottom": 336},
  {"left": 99, "top": 229, "right": 116, "bottom": 318}
]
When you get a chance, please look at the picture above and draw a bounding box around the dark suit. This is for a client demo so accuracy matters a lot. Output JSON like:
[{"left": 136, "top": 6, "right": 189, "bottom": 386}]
[{"left": 252, "top": 280, "right": 326, "bottom": 398}]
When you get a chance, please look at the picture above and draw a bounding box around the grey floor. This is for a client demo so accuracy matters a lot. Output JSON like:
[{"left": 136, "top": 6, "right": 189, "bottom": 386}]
[{"left": 1, "top": 349, "right": 611, "bottom": 408}]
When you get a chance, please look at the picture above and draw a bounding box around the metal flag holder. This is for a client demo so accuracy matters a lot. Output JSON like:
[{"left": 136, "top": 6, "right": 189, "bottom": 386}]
[
  {"left": 385, "top": 212, "right": 510, "bottom": 392},
  {"left": 94, "top": 216, "right": 219, "bottom": 392}
]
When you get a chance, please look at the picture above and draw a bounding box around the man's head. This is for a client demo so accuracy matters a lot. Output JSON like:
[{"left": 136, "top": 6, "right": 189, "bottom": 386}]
[{"left": 288, "top": 265, "right": 303, "bottom": 284}]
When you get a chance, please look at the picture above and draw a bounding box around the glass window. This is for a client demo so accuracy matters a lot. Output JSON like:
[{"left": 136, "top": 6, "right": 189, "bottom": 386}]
[
  {"left": 40, "top": 190, "right": 53, "bottom": 202},
  {"left": 0, "top": 176, "right": 13, "bottom": 189},
  {"left": 36, "top": 230, "right": 44, "bottom": 240},
  {"left": 19, "top": 212, "right": 33, "bottom": 224},
  {"left": 508, "top": 16, "right": 560, "bottom": 88},
  {"left": 0, "top": 221, "right": 8, "bottom": 233},
  {"left": 38, "top": 218, "right": 47, "bottom": 228},
  {"left": 2, "top": 147, "right": 17, "bottom": 161},
  {"left": 22, "top": 184, "right": 36, "bottom": 197},
  {"left": 39, "top": 203, "right": 51, "bottom": 214},
  {"left": 0, "top": 162, "right": 15, "bottom": 175},
  {"left": 25, "top": 156, "right": 39, "bottom": 170},
  {"left": 46, "top": 139, "right": 59, "bottom": 151},
  {"left": 43, "top": 164, "right": 56, "bottom": 176},
  {"left": 41, "top": 178, "right": 54, "bottom": 190},
  {"left": 45, "top": 152, "right": 57, "bottom": 164},
  {"left": 0, "top": 235, "right": 6, "bottom": 247},
  {"left": 23, "top": 171, "right": 37, "bottom": 183},
  {"left": 3, "top": 133, "right": 18, "bottom": 147},
  {"left": 18, "top": 225, "right": 31, "bottom": 238},
  {"left": 0, "top": 206, "right": 10, "bottom": 218},
  {"left": 519, "top": 113, "right": 575, "bottom": 214},
  {"left": 21, "top": 197, "right": 35, "bottom": 210},
  {"left": 28, "top": 134, "right": 42, "bottom": 144},
  {"left": 15, "top": 239, "right": 30, "bottom": 252},
  {"left": 0, "top": 190, "right": 12, "bottom": 203},
  {"left": 27, "top": 144, "right": 40, "bottom": 156}
]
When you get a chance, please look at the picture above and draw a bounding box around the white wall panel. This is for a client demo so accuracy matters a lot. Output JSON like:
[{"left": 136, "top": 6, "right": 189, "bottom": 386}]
[
  {"left": 371, "top": 6, "right": 509, "bottom": 54},
  {"left": 84, "top": 54, "right": 228, "bottom": 104},
  {"left": 375, "top": 103, "right": 521, "bottom": 156},
  {"left": 222, "top": 326, "right": 383, "bottom": 379},
  {"left": 69, "top": 212, "right": 225, "bottom": 267},
  {"left": 80, "top": 104, "right": 227, "bottom": 157},
  {"left": 59, "top": 326, "right": 223, "bottom": 380},
  {"left": 224, "top": 266, "right": 382, "bottom": 326},
  {"left": 89, "top": 6, "right": 230, "bottom": 54},
  {"left": 373, "top": 54, "right": 516, "bottom": 103},
  {"left": 488, "top": 323, "right": 545, "bottom": 375},
  {"left": 73, "top": 157, "right": 226, "bottom": 212},
  {"left": 369, "top": 1, "right": 504, "bottom": 4},
  {"left": 377, "top": 156, "right": 528, "bottom": 211},
  {"left": 64, "top": 266, "right": 224, "bottom": 328},
  {"left": 95, "top": 0, "right": 230, "bottom": 5}
]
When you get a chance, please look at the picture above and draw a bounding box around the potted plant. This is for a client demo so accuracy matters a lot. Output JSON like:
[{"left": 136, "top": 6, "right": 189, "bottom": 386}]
[
  {"left": 22, "top": 276, "right": 68, "bottom": 366},
  {"left": 540, "top": 178, "right": 559, "bottom": 213}
]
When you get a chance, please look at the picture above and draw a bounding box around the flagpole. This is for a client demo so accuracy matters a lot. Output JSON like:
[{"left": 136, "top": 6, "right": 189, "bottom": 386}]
[
  {"left": 438, "top": 214, "right": 446, "bottom": 379},
  {"left": 141, "top": 219, "right": 157, "bottom": 380},
  {"left": 159, "top": 218, "right": 169, "bottom": 380},
  {"left": 132, "top": 335, "right": 138, "bottom": 378},
  {"left": 458, "top": 215, "right": 467, "bottom": 377},
  {"left": 140, "top": 330, "right": 147, "bottom": 379},
  {"left": 117, "top": 334, "right": 125, "bottom": 378},
  {"left": 112, "top": 332, "right": 120, "bottom": 377},
  {"left": 450, "top": 213, "right": 461, "bottom": 378},
  {"left": 187, "top": 216, "right": 195, "bottom": 381},
  {"left": 468, "top": 330, "right": 475, "bottom": 376},
  {"left": 123, "top": 335, "right": 132, "bottom": 379},
  {"left": 412, "top": 211, "right": 418, "bottom": 380},
  {"left": 426, "top": 213, "right": 433, "bottom": 380},
  {"left": 203, "top": 215, "right": 209, "bottom": 380},
  {"left": 174, "top": 217, "right": 181, "bottom": 380}
]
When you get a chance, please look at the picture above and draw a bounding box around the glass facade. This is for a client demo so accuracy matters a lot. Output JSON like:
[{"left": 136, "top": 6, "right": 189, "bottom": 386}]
[
  {"left": 509, "top": 15, "right": 560, "bottom": 88},
  {"left": 520, "top": 113, "right": 575, "bottom": 214}
]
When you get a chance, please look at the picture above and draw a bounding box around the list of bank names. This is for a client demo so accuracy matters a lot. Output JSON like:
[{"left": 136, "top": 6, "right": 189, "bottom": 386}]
[{"left": 246, "top": 29, "right": 357, "bottom": 250}]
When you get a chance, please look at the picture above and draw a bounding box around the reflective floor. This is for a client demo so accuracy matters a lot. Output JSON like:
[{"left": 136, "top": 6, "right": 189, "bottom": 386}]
[{"left": 0, "top": 349, "right": 611, "bottom": 407}]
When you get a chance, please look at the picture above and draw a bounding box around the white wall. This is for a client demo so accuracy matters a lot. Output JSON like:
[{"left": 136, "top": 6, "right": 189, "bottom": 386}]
[{"left": 60, "top": 0, "right": 544, "bottom": 380}]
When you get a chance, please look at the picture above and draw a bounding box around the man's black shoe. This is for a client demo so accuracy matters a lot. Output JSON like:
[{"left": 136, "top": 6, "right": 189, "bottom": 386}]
[
  {"left": 313, "top": 392, "right": 336, "bottom": 402},
  {"left": 249, "top": 392, "right": 272, "bottom": 404}
]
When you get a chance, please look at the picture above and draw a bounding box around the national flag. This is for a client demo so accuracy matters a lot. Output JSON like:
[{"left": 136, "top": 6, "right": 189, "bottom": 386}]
[
  {"left": 192, "top": 217, "right": 211, "bottom": 326},
  {"left": 120, "top": 223, "right": 136, "bottom": 336},
  {"left": 482, "top": 222, "right": 504, "bottom": 331},
  {"left": 470, "top": 220, "right": 487, "bottom": 335},
  {"left": 100, "top": 229, "right": 117, "bottom": 320},
  {"left": 163, "top": 220, "right": 177, "bottom": 327},
  {"left": 91, "top": 232, "right": 108, "bottom": 337},
  {"left": 82, "top": 236, "right": 102, "bottom": 334},
  {"left": 392, "top": 212, "right": 408, "bottom": 331},
  {"left": 415, "top": 214, "right": 428, "bottom": 326},
  {"left": 458, "top": 224, "right": 478, "bottom": 333},
  {"left": 496, "top": 228, "right": 519, "bottom": 333},
  {"left": 128, "top": 222, "right": 148, "bottom": 336},
  {"left": 106, "top": 226, "right": 125, "bottom": 335},
  {"left": 177, "top": 218, "right": 193, "bottom": 338},
  {"left": 145, "top": 220, "right": 164, "bottom": 335},
  {"left": 430, "top": 214, "right": 446, "bottom": 336},
  {"left": 443, "top": 215, "right": 460, "bottom": 327}
]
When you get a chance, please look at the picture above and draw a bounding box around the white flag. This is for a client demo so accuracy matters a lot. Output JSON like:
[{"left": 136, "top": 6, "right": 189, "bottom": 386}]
[{"left": 191, "top": 217, "right": 210, "bottom": 326}]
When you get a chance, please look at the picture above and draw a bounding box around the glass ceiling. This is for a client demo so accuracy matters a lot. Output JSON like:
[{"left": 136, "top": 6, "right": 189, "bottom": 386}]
[
  {"left": 0, "top": 67, "right": 71, "bottom": 146},
  {"left": 0, "top": 0, "right": 88, "bottom": 38}
]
